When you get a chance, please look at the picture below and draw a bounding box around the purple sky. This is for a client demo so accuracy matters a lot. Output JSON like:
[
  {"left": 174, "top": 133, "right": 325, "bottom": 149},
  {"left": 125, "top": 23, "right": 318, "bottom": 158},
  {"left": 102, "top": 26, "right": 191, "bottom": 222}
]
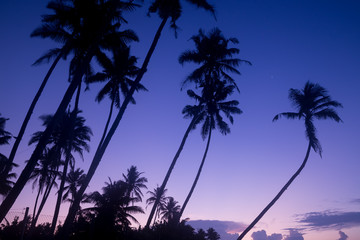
[{"left": 0, "top": 1, "right": 359, "bottom": 239}]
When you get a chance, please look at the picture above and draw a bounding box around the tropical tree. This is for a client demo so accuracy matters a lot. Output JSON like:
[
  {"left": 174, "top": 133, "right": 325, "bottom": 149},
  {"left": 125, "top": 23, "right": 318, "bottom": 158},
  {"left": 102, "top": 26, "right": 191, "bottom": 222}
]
[
  {"left": 160, "top": 197, "right": 181, "bottom": 223},
  {"left": 85, "top": 46, "right": 146, "bottom": 146},
  {"left": 178, "top": 27, "right": 251, "bottom": 90},
  {"left": 121, "top": 165, "right": 148, "bottom": 202},
  {"left": 0, "top": 0, "right": 138, "bottom": 222},
  {"left": 62, "top": 167, "right": 86, "bottom": 206},
  {"left": 65, "top": 1, "right": 216, "bottom": 231},
  {"left": 0, "top": 155, "right": 17, "bottom": 197},
  {"left": 146, "top": 186, "right": 169, "bottom": 224},
  {"left": 206, "top": 227, "right": 220, "bottom": 240},
  {"left": 0, "top": 114, "right": 12, "bottom": 146},
  {"left": 237, "top": 81, "right": 342, "bottom": 240},
  {"left": 84, "top": 178, "right": 144, "bottom": 238},
  {"left": 179, "top": 83, "right": 242, "bottom": 220},
  {"left": 28, "top": 147, "right": 60, "bottom": 229}
]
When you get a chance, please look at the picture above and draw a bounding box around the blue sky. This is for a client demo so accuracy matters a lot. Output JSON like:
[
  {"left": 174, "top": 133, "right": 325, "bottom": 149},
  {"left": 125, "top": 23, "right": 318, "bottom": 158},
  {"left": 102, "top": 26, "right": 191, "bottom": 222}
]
[{"left": 0, "top": 0, "right": 359, "bottom": 239}]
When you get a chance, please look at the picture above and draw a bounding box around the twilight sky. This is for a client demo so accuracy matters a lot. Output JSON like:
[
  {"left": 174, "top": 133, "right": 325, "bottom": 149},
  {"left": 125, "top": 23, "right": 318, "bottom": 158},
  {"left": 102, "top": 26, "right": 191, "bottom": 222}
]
[{"left": 0, "top": 0, "right": 360, "bottom": 240}]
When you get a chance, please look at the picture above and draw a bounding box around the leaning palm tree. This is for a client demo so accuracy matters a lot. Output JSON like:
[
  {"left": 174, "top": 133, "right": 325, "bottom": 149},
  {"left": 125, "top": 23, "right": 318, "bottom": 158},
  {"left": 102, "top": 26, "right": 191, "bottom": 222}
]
[
  {"left": 66, "top": 1, "right": 216, "bottom": 230},
  {"left": 179, "top": 83, "right": 242, "bottom": 220},
  {"left": 179, "top": 27, "right": 251, "bottom": 91},
  {"left": 62, "top": 167, "right": 86, "bottom": 207},
  {"left": 146, "top": 186, "right": 169, "bottom": 224},
  {"left": 237, "top": 81, "right": 342, "bottom": 240},
  {"left": 0, "top": 0, "right": 138, "bottom": 222}
]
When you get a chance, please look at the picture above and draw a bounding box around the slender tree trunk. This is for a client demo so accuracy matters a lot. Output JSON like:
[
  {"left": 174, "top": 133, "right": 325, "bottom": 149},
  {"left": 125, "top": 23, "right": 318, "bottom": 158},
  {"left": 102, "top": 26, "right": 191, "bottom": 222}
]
[
  {"left": 0, "top": 54, "right": 89, "bottom": 222},
  {"left": 179, "top": 129, "right": 212, "bottom": 220},
  {"left": 0, "top": 53, "right": 63, "bottom": 185},
  {"left": 50, "top": 153, "right": 70, "bottom": 235},
  {"left": 237, "top": 142, "right": 312, "bottom": 240},
  {"left": 60, "top": 17, "right": 169, "bottom": 237},
  {"left": 31, "top": 186, "right": 42, "bottom": 227},
  {"left": 98, "top": 99, "right": 115, "bottom": 147},
  {"left": 32, "top": 170, "right": 58, "bottom": 229},
  {"left": 145, "top": 115, "right": 198, "bottom": 228}
]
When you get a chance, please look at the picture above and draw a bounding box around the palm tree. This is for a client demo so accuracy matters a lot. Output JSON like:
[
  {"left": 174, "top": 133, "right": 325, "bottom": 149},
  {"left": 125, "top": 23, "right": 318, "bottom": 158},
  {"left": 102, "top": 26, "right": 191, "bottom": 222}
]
[
  {"left": 0, "top": 155, "right": 17, "bottom": 197},
  {"left": 0, "top": 0, "right": 138, "bottom": 222},
  {"left": 146, "top": 186, "right": 169, "bottom": 224},
  {"left": 160, "top": 197, "right": 181, "bottom": 223},
  {"left": 179, "top": 27, "right": 251, "bottom": 91},
  {"left": 28, "top": 147, "right": 60, "bottom": 229},
  {"left": 121, "top": 165, "right": 148, "bottom": 202},
  {"left": 206, "top": 228, "right": 220, "bottom": 240},
  {"left": 0, "top": 114, "right": 12, "bottom": 146},
  {"left": 85, "top": 46, "right": 146, "bottom": 147},
  {"left": 179, "top": 83, "right": 242, "bottom": 220},
  {"left": 237, "top": 81, "right": 342, "bottom": 240},
  {"left": 62, "top": 167, "right": 86, "bottom": 206},
  {"left": 84, "top": 178, "right": 144, "bottom": 237},
  {"left": 66, "top": 1, "right": 216, "bottom": 231}
]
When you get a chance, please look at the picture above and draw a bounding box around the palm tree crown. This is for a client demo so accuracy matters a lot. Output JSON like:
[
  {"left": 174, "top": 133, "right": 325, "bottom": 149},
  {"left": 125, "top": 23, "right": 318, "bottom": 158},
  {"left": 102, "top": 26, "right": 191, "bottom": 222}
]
[
  {"left": 273, "top": 81, "right": 342, "bottom": 156},
  {"left": 0, "top": 114, "right": 12, "bottom": 146},
  {"left": 179, "top": 28, "right": 251, "bottom": 90},
  {"left": 121, "top": 165, "right": 148, "bottom": 202}
]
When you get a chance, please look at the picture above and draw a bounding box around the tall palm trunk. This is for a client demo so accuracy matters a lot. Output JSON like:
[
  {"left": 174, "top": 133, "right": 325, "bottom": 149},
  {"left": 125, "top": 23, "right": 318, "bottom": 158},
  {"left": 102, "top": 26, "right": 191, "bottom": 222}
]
[
  {"left": 61, "top": 17, "right": 169, "bottom": 235},
  {"left": 179, "top": 128, "right": 212, "bottom": 220},
  {"left": 31, "top": 167, "right": 58, "bottom": 229},
  {"left": 145, "top": 115, "right": 198, "bottom": 228},
  {"left": 0, "top": 53, "right": 63, "bottom": 185},
  {"left": 98, "top": 98, "right": 115, "bottom": 147},
  {"left": 237, "top": 142, "right": 312, "bottom": 240},
  {"left": 0, "top": 54, "right": 90, "bottom": 222},
  {"left": 31, "top": 186, "right": 42, "bottom": 226},
  {"left": 50, "top": 152, "right": 71, "bottom": 234}
]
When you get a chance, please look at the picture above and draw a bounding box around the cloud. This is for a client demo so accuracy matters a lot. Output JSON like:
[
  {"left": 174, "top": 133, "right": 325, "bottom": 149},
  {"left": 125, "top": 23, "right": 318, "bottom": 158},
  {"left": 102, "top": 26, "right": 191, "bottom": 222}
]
[
  {"left": 188, "top": 220, "right": 247, "bottom": 240},
  {"left": 297, "top": 210, "right": 360, "bottom": 230},
  {"left": 351, "top": 198, "right": 360, "bottom": 204},
  {"left": 338, "top": 231, "right": 348, "bottom": 240},
  {"left": 251, "top": 230, "right": 282, "bottom": 240},
  {"left": 283, "top": 229, "right": 304, "bottom": 240}
]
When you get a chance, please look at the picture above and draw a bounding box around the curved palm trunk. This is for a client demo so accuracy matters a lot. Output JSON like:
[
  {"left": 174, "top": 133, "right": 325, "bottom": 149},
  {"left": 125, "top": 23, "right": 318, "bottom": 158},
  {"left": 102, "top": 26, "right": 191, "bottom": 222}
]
[
  {"left": 0, "top": 54, "right": 90, "bottom": 222},
  {"left": 31, "top": 170, "right": 58, "bottom": 229},
  {"left": 98, "top": 98, "right": 115, "bottom": 147},
  {"left": 31, "top": 186, "right": 42, "bottom": 226},
  {"left": 61, "top": 17, "right": 168, "bottom": 236},
  {"left": 237, "top": 142, "right": 312, "bottom": 240},
  {"left": 179, "top": 129, "right": 212, "bottom": 220},
  {"left": 0, "top": 53, "right": 62, "bottom": 185},
  {"left": 145, "top": 115, "right": 198, "bottom": 228}
]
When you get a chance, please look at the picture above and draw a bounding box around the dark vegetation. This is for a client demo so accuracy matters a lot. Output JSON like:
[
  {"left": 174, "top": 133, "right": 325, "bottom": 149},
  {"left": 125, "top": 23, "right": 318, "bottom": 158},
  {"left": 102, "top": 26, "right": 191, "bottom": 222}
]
[{"left": 0, "top": 0, "right": 342, "bottom": 239}]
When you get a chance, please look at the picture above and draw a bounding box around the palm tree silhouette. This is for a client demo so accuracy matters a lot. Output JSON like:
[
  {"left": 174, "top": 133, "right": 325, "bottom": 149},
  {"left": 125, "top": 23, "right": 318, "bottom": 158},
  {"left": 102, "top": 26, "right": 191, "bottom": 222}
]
[
  {"left": 0, "top": 0, "right": 138, "bottom": 222},
  {"left": 0, "top": 114, "right": 12, "bottom": 146},
  {"left": 237, "top": 81, "right": 342, "bottom": 240},
  {"left": 68, "top": 0, "right": 215, "bottom": 230},
  {"left": 121, "top": 165, "right": 148, "bottom": 203},
  {"left": 179, "top": 83, "right": 242, "bottom": 220},
  {"left": 179, "top": 27, "right": 251, "bottom": 91},
  {"left": 160, "top": 197, "right": 181, "bottom": 223},
  {"left": 85, "top": 46, "right": 146, "bottom": 147},
  {"left": 62, "top": 167, "right": 86, "bottom": 207},
  {"left": 146, "top": 186, "right": 169, "bottom": 224},
  {"left": 28, "top": 147, "right": 60, "bottom": 229},
  {"left": 85, "top": 178, "right": 144, "bottom": 237}
]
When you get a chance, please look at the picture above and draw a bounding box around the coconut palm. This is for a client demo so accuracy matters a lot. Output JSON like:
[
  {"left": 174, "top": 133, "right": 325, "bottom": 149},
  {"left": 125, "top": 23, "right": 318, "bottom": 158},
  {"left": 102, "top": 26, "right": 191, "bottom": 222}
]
[
  {"left": 28, "top": 147, "right": 60, "bottom": 229},
  {"left": 84, "top": 178, "right": 144, "bottom": 237},
  {"left": 237, "top": 81, "right": 342, "bottom": 240},
  {"left": 146, "top": 186, "right": 169, "bottom": 224},
  {"left": 179, "top": 27, "right": 251, "bottom": 91},
  {"left": 179, "top": 83, "right": 242, "bottom": 220},
  {"left": 68, "top": 1, "right": 216, "bottom": 230},
  {"left": 121, "top": 165, "right": 148, "bottom": 202},
  {"left": 62, "top": 167, "right": 86, "bottom": 206},
  {"left": 0, "top": 155, "right": 17, "bottom": 197},
  {"left": 0, "top": 0, "right": 138, "bottom": 222},
  {"left": 85, "top": 46, "right": 146, "bottom": 146},
  {"left": 0, "top": 114, "right": 12, "bottom": 146},
  {"left": 160, "top": 197, "right": 181, "bottom": 222}
]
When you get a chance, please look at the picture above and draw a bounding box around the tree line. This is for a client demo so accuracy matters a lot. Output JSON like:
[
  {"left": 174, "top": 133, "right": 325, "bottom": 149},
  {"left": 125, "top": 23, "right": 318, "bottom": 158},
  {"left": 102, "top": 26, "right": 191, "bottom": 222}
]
[{"left": 0, "top": 0, "right": 342, "bottom": 239}]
